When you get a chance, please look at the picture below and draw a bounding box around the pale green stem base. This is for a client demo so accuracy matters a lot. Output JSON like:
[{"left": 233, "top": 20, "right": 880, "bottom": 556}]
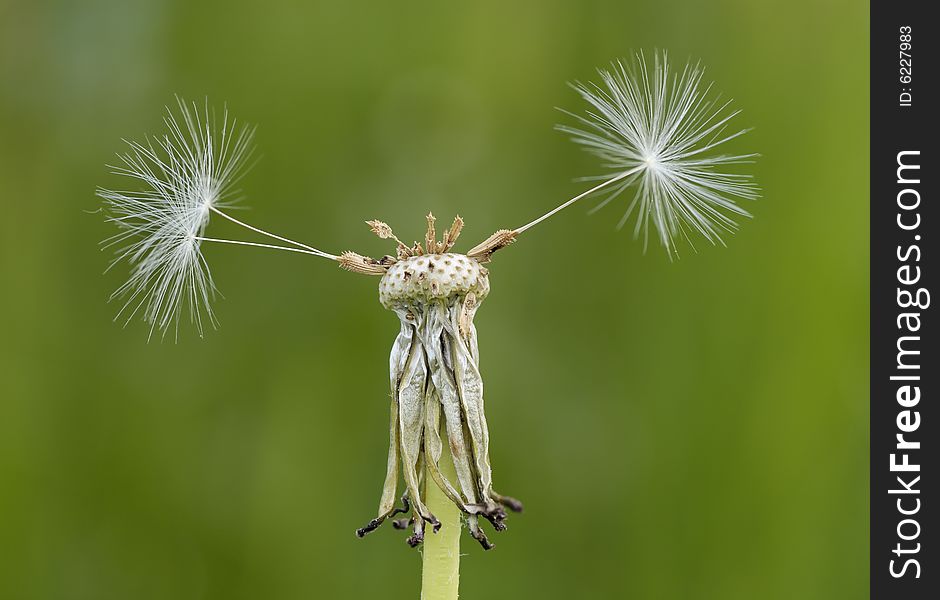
[{"left": 421, "top": 445, "right": 461, "bottom": 600}]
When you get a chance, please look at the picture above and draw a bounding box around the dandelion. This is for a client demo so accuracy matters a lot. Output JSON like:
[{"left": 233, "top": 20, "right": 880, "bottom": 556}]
[{"left": 98, "top": 54, "right": 758, "bottom": 599}]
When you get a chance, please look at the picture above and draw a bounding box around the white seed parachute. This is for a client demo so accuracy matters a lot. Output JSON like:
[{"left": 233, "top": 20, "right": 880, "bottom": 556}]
[{"left": 556, "top": 50, "right": 760, "bottom": 255}]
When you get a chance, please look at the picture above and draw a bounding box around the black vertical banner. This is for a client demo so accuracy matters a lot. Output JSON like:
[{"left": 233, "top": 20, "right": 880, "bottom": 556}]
[{"left": 871, "top": 1, "right": 934, "bottom": 597}]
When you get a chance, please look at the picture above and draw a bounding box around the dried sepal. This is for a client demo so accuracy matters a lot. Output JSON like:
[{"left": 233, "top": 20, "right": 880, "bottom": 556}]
[
  {"left": 338, "top": 251, "right": 393, "bottom": 275},
  {"left": 395, "top": 324, "right": 440, "bottom": 538},
  {"left": 440, "top": 215, "right": 464, "bottom": 252},
  {"left": 366, "top": 214, "right": 471, "bottom": 262},
  {"left": 425, "top": 213, "right": 438, "bottom": 254},
  {"left": 367, "top": 219, "right": 419, "bottom": 262},
  {"left": 466, "top": 229, "right": 517, "bottom": 263},
  {"left": 458, "top": 292, "right": 477, "bottom": 340},
  {"left": 366, "top": 219, "right": 402, "bottom": 243}
]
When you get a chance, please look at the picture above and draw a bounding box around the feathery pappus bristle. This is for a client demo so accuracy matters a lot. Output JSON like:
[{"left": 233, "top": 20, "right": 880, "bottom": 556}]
[
  {"left": 98, "top": 97, "right": 256, "bottom": 340},
  {"left": 558, "top": 50, "right": 760, "bottom": 256}
]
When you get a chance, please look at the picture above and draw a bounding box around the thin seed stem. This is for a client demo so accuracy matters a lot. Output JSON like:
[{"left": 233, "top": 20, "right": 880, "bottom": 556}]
[
  {"left": 514, "top": 166, "right": 643, "bottom": 234},
  {"left": 194, "top": 236, "right": 333, "bottom": 258},
  {"left": 209, "top": 206, "right": 338, "bottom": 260}
]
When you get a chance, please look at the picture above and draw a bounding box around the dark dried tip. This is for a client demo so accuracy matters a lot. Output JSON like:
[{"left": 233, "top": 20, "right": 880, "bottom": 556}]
[
  {"left": 406, "top": 531, "right": 424, "bottom": 547},
  {"left": 356, "top": 518, "right": 383, "bottom": 538},
  {"left": 392, "top": 517, "right": 412, "bottom": 530},
  {"left": 495, "top": 494, "right": 524, "bottom": 513},
  {"left": 470, "top": 529, "right": 495, "bottom": 550},
  {"left": 480, "top": 509, "right": 507, "bottom": 531},
  {"left": 390, "top": 496, "right": 411, "bottom": 518},
  {"left": 429, "top": 517, "right": 442, "bottom": 533}
]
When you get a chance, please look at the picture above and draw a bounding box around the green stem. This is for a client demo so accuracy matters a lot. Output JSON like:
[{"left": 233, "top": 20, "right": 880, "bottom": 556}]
[{"left": 421, "top": 444, "right": 461, "bottom": 600}]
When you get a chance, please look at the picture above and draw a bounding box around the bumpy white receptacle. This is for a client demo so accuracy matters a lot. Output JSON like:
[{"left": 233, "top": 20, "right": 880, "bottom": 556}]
[{"left": 379, "top": 253, "right": 490, "bottom": 309}]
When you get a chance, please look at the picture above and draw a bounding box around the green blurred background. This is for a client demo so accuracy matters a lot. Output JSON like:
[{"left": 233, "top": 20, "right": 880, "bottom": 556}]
[{"left": 1, "top": 0, "right": 868, "bottom": 598}]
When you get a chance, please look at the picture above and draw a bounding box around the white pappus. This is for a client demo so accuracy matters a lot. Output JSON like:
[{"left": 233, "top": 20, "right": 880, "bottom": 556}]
[{"left": 554, "top": 50, "right": 760, "bottom": 256}]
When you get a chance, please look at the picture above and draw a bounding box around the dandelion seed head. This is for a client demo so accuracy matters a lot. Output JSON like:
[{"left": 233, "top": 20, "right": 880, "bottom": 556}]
[
  {"left": 559, "top": 50, "right": 760, "bottom": 256},
  {"left": 98, "top": 97, "right": 256, "bottom": 340}
]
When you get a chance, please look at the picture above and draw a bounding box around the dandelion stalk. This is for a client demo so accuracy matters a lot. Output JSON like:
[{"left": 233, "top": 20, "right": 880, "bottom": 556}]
[{"left": 421, "top": 441, "right": 461, "bottom": 600}]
